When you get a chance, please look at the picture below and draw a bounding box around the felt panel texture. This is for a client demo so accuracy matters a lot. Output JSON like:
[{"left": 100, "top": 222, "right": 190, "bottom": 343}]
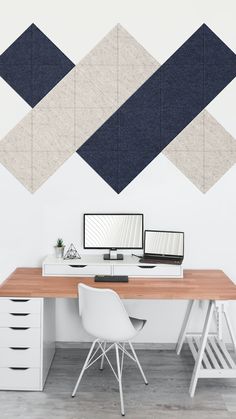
[
  {"left": 0, "top": 23, "right": 235, "bottom": 193},
  {"left": 0, "top": 24, "right": 75, "bottom": 107},
  {"left": 163, "top": 110, "right": 236, "bottom": 192},
  {"left": 77, "top": 24, "right": 236, "bottom": 193},
  {"left": 0, "top": 24, "right": 159, "bottom": 191}
]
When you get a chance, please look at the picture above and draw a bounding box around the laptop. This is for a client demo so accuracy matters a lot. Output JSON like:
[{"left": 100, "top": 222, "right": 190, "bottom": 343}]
[{"left": 139, "top": 230, "right": 184, "bottom": 265}]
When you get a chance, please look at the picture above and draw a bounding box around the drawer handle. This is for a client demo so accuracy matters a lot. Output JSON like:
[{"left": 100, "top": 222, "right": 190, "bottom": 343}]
[
  {"left": 10, "top": 347, "right": 29, "bottom": 350},
  {"left": 69, "top": 265, "right": 87, "bottom": 268},
  {"left": 138, "top": 265, "right": 156, "bottom": 269},
  {"left": 10, "top": 299, "right": 29, "bottom": 302},
  {"left": 10, "top": 327, "right": 30, "bottom": 330},
  {"left": 9, "top": 367, "right": 29, "bottom": 370},
  {"left": 10, "top": 313, "right": 30, "bottom": 316}
]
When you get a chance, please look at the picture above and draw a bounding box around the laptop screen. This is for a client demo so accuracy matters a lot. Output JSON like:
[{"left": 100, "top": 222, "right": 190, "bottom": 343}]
[{"left": 144, "top": 230, "right": 184, "bottom": 257}]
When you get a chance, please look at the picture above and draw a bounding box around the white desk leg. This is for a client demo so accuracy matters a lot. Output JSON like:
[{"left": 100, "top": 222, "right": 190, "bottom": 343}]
[
  {"left": 189, "top": 300, "right": 214, "bottom": 397},
  {"left": 223, "top": 304, "right": 236, "bottom": 356},
  {"left": 215, "top": 301, "right": 223, "bottom": 340},
  {"left": 176, "top": 300, "right": 195, "bottom": 355}
]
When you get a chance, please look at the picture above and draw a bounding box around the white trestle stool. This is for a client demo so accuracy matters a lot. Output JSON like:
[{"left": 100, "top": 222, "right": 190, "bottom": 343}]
[{"left": 72, "top": 283, "right": 148, "bottom": 416}]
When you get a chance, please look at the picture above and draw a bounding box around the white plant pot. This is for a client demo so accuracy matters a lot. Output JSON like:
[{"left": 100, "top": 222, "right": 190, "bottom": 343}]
[{"left": 54, "top": 246, "right": 65, "bottom": 259}]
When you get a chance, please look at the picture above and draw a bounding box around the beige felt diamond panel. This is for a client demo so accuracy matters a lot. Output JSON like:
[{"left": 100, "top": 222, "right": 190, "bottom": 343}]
[{"left": 163, "top": 110, "right": 236, "bottom": 192}]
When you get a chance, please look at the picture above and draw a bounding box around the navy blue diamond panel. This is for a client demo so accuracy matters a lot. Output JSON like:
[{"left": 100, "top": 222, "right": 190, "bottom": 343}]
[
  {"left": 77, "top": 24, "right": 236, "bottom": 193},
  {"left": 204, "top": 24, "right": 236, "bottom": 104},
  {"left": 0, "top": 23, "right": 75, "bottom": 107}
]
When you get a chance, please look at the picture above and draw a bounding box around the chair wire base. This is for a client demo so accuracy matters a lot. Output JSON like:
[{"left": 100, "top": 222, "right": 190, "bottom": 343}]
[{"left": 72, "top": 339, "right": 148, "bottom": 416}]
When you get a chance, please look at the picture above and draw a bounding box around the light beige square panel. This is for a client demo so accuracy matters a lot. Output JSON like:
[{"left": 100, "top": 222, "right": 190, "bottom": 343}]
[
  {"left": 0, "top": 24, "right": 159, "bottom": 192},
  {"left": 0, "top": 150, "right": 32, "bottom": 192},
  {"left": 163, "top": 110, "right": 236, "bottom": 192},
  {"left": 32, "top": 108, "right": 75, "bottom": 151},
  {"left": 117, "top": 25, "right": 159, "bottom": 105},
  {"left": 164, "top": 112, "right": 204, "bottom": 152},
  {"left": 164, "top": 151, "right": 204, "bottom": 192},
  {"left": 204, "top": 151, "right": 236, "bottom": 191},
  {"left": 32, "top": 151, "right": 72, "bottom": 191},
  {"left": 0, "top": 113, "right": 32, "bottom": 152}
]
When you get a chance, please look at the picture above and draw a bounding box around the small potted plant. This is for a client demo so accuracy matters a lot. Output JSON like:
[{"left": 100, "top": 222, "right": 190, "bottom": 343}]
[{"left": 54, "top": 238, "right": 65, "bottom": 258}]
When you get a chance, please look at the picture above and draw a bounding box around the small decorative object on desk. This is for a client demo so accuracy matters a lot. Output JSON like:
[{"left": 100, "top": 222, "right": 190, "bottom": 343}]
[
  {"left": 54, "top": 238, "right": 65, "bottom": 259},
  {"left": 64, "top": 243, "right": 81, "bottom": 260}
]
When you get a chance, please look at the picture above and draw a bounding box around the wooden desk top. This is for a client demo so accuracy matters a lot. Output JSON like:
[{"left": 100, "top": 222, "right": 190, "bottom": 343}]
[{"left": 0, "top": 268, "right": 236, "bottom": 300}]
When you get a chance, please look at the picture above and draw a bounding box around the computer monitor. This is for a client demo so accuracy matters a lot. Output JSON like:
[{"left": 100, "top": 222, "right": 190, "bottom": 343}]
[{"left": 83, "top": 213, "right": 143, "bottom": 260}]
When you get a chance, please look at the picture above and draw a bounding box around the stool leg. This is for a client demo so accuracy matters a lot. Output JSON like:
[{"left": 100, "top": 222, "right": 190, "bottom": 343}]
[
  {"left": 72, "top": 339, "right": 98, "bottom": 397},
  {"left": 115, "top": 343, "right": 125, "bottom": 416}
]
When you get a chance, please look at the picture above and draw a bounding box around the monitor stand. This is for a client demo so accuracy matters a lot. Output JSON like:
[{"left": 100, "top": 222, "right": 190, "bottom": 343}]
[{"left": 103, "top": 249, "right": 124, "bottom": 260}]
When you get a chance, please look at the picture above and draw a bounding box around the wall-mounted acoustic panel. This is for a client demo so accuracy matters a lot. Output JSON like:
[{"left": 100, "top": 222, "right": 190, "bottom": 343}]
[
  {"left": 78, "top": 24, "right": 236, "bottom": 193},
  {"left": 163, "top": 110, "right": 236, "bottom": 192},
  {"left": 0, "top": 23, "right": 235, "bottom": 193},
  {"left": 0, "top": 24, "right": 159, "bottom": 191},
  {"left": 0, "top": 24, "right": 75, "bottom": 107}
]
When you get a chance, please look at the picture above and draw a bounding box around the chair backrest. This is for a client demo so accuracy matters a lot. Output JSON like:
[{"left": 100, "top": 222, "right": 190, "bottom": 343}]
[{"left": 78, "top": 283, "right": 136, "bottom": 341}]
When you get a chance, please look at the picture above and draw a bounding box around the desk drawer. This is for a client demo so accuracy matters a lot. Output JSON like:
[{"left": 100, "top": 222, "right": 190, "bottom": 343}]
[
  {"left": 0, "top": 313, "right": 40, "bottom": 328},
  {"left": 113, "top": 264, "right": 183, "bottom": 277},
  {"left": 0, "top": 367, "right": 40, "bottom": 390},
  {"left": 43, "top": 264, "right": 111, "bottom": 277},
  {"left": 0, "top": 298, "right": 41, "bottom": 314},
  {"left": 0, "top": 347, "right": 40, "bottom": 367},
  {"left": 0, "top": 327, "right": 41, "bottom": 347}
]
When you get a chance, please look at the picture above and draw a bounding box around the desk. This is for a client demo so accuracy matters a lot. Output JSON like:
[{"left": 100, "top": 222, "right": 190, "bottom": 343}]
[
  {"left": 1, "top": 268, "right": 236, "bottom": 299},
  {"left": 0, "top": 268, "right": 236, "bottom": 395}
]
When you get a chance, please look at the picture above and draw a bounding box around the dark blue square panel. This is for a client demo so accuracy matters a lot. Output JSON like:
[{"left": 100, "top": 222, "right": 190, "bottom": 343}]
[
  {"left": 78, "top": 113, "right": 119, "bottom": 152},
  {"left": 203, "top": 24, "right": 236, "bottom": 106},
  {"left": 78, "top": 150, "right": 119, "bottom": 192},
  {"left": 119, "top": 72, "right": 161, "bottom": 150},
  {"left": 0, "top": 23, "right": 75, "bottom": 107},
  {"left": 161, "top": 25, "right": 204, "bottom": 145},
  {"left": 117, "top": 149, "right": 161, "bottom": 193}
]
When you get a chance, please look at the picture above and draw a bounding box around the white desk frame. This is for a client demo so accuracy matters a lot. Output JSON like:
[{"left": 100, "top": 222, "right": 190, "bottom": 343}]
[{"left": 176, "top": 300, "right": 236, "bottom": 397}]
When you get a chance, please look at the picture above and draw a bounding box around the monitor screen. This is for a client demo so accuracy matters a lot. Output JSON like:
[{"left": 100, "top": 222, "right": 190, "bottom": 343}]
[
  {"left": 144, "top": 230, "right": 184, "bottom": 257},
  {"left": 84, "top": 214, "right": 143, "bottom": 249}
]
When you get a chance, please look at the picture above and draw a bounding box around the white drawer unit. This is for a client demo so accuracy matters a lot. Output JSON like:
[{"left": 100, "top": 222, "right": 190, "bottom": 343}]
[
  {"left": 43, "top": 255, "right": 183, "bottom": 278},
  {"left": 0, "top": 367, "right": 40, "bottom": 391},
  {"left": 113, "top": 264, "right": 183, "bottom": 278},
  {"left": 0, "top": 313, "right": 40, "bottom": 328},
  {"left": 0, "top": 327, "right": 41, "bottom": 347},
  {"left": 0, "top": 297, "right": 55, "bottom": 391},
  {"left": 0, "top": 347, "right": 41, "bottom": 367},
  {"left": 0, "top": 298, "right": 41, "bottom": 313}
]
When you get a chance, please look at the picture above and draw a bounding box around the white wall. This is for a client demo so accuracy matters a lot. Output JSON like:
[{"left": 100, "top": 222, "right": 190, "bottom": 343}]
[{"left": 0, "top": 0, "right": 236, "bottom": 343}]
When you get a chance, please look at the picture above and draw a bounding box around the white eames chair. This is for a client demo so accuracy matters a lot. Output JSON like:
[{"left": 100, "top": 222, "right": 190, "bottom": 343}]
[{"left": 72, "top": 283, "right": 148, "bottom": 416}]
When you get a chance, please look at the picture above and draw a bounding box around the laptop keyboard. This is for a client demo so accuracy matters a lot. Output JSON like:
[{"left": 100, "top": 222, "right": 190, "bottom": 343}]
[{"left": 139, "top": 257, "right": 182, "bottom": 265}]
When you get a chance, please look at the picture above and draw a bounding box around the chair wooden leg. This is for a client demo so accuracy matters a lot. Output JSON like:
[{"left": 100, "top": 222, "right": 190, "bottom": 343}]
[
  {"left": 72, "top": 339, "right": 98, "bottom": 397},
  {"left": 128, "top": 342, "right": 148, "bottom": 385},
  {"left": 115, "top": 343, "right": 125, "bottom": 416}
]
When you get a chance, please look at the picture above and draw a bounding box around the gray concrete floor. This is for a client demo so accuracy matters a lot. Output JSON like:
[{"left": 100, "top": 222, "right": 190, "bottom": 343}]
[{"left": 0, "top": 348, "right": 236, "bottom": 419}]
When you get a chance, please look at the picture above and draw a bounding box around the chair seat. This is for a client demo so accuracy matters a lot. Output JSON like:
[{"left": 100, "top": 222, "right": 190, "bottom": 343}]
[{"left": 129, "top": 316, "right": 146, "bottom": 332}]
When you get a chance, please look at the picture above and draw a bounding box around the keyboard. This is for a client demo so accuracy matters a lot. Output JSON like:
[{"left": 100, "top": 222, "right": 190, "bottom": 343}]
[
  {"left": 139, "top": 257, "right": 182, "bottom": 265},
  {"left": 94, "top": 275, "right": 129, "bottom": 283}
]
